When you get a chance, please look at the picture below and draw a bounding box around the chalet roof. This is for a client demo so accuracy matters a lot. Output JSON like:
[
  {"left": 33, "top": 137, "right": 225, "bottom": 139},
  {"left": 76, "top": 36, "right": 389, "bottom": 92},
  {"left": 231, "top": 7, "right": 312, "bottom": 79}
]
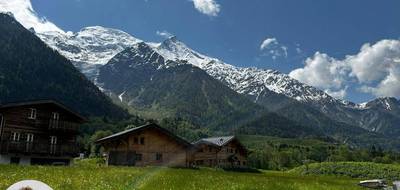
[
  {"left": 0, "top": 99, "right": 87, "bottom": 122},
  {"left": 95, "top": 123, "right": 192, "bottom": 147},
  {"left": 193, "top": 136, "right": 249, "bottom": 154},
  {"left": 194, "top": 136, "right": 235, "bottom": 147}
]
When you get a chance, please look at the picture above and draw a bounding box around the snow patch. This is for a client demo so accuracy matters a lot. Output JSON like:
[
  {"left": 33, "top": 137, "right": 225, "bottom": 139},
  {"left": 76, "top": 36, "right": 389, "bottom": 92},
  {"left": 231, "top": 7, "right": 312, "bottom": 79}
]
[{"left": 118, "top": 91, "right": 126, "bottom": 102}]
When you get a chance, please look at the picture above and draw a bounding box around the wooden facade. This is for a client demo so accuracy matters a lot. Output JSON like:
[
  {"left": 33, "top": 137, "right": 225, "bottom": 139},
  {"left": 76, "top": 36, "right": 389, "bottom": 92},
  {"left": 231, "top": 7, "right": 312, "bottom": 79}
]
[
  {"left": 97, "top": 124, "right": 249, "bottom": 168},
  {"left": 0, "top": 100, "right": 85, "bottom": 165},
  {"left": 192, "top": 136, "right": 248, "bottom": 168},
  {"left": 96, "top": 124, "right": 192, "bottom": 167}
]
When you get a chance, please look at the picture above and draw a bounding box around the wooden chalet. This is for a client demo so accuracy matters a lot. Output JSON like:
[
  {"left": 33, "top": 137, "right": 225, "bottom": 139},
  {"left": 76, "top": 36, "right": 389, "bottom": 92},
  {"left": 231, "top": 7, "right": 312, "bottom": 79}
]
[
  {"left": 97, "top": 124, "right": 249, "bottom": 168},
  {"left": 96, "top": 123, "right": 192, "bottom": 167},
  {"left": 192, "top": 136, "right": 248, "bottom": 168},
  {"left": 0, "top": 100, "right": 86, "bottom": 165}
]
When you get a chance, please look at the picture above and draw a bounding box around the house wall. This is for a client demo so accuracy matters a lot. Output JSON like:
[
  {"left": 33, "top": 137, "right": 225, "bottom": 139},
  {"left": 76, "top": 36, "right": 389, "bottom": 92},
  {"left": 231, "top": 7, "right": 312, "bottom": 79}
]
[
  {"left": 103, "top": 128, "right": 189, "bottom": 167},
  {"left": 0, "top": 104, "right": 78, "bottom": 143},
  {"left": 0, "top": 103, "right": 81, "bottom": 165}
]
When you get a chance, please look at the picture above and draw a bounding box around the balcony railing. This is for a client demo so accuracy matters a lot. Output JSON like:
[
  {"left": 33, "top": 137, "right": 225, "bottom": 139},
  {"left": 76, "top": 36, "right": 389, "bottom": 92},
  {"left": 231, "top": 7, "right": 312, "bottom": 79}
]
[
  {"left": 48, "top": 119, "right": 79, "bottom": 131},
  {"left": 0, "top": 141, "right": 78, "bottom": 157}
]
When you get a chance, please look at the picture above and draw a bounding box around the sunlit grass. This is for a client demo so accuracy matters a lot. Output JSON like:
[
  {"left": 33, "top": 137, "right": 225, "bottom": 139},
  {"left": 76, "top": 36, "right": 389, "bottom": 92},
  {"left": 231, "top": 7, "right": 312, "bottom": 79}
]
[{"left": 0, "top": 160, "right": 363, "bottom": 190}]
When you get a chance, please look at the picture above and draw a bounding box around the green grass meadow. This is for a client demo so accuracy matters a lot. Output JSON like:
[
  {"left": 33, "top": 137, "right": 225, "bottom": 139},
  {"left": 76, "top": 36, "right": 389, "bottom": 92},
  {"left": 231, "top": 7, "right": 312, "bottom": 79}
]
[{"left": 0, "top": 160, "right": 364, "bottom": 190}]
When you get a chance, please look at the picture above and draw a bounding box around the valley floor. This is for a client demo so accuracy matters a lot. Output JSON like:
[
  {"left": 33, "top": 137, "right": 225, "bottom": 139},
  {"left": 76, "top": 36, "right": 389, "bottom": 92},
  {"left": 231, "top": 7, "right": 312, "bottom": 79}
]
[{"left": 0, "top": 160, "right": 363, "bottom": 190}]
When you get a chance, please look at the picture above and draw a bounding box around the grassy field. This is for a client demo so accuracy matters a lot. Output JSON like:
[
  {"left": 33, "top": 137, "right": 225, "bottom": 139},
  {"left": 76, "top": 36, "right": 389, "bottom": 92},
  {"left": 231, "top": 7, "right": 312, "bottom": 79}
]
[
  {"left": 0, "top": 160, "right": 364, "bottom": 190},
  {"left": 290, "top": 161, "right": 400, "bottom": 180}
]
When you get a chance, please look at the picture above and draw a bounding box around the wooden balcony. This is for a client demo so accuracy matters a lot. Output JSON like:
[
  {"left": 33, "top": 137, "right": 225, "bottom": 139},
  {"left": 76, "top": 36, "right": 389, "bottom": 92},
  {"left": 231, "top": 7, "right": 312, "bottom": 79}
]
[
  {"left": 0, "top": 141, "right": 78, "bottom": 157},
  {"left": 48, "top": 119, "right": 79, "bottom": 132}
]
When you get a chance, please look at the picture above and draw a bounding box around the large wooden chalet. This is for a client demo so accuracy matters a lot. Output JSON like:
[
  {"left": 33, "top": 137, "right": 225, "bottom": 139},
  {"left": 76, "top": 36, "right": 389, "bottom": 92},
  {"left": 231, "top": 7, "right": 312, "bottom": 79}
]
[
  {"left": 0, "top": 100, "right": 86, "bottom": 165},
  {"left": 96, "top": 123, "right": 249, "bottom": 168},
  {"left": 96, "top": 123, "right": 192, "bottom": 167}
]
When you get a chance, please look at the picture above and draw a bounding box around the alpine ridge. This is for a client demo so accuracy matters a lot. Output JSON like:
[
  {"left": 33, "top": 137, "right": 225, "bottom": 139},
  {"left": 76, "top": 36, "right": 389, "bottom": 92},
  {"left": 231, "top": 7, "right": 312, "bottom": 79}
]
[{"left": 30, "top": 19, "right": 400, "bottom": 137}]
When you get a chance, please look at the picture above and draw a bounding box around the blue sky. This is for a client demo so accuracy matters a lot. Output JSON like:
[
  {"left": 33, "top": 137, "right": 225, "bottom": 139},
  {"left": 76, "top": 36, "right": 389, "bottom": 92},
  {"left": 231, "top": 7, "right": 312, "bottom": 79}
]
[{"left": 17, "top": 1, "right": 400, "bottom": 102}]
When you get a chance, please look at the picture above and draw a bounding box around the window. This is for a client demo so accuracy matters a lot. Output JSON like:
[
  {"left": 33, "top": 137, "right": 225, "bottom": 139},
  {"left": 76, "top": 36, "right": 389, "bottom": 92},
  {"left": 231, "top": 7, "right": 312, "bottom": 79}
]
[
  {"left": 52, "top": 112, "right": 59, "bottom": 120},
  {"left": 10, "top": 132, "right": 20, "bottom": 142},
  {"left": 50, "top": 136, "right": 57, "bottom": 145},
  {"left": 208, "top": 146, "right": 212, "bottom": 152},
  {"left": 50, "top": 136, "right": 57, "bottom": 154},
  {"left": 134, "top": 137, "right": 139, "bottom": 144},
  {"left": 135, "top": 154, "right": 142, "bottom": 161},
  {"left": 156, "top": 153, "right": 163, "bottom": 161},
  {"left": 28, "top": 108, "right": 36, "bottom": 119},
  {"left": 140, "top": 137, "right": 145, "bottom": 145},
  {"left": 26, "top": 133, "right": 34, "bottom": 143}
]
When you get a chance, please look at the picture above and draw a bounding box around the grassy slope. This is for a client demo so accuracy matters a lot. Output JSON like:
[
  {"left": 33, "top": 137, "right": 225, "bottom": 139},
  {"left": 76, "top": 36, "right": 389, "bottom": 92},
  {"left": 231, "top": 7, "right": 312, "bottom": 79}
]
[
  {"left": 0, "top": 160, "right": 362, "bottom": 190},
  {"left": 290, "top": 162, "right": 400, "bottom": 180}
]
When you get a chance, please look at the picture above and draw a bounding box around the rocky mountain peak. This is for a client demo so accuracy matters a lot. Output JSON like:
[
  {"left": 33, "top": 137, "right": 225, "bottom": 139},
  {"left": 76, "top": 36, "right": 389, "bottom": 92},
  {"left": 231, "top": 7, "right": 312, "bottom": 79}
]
[{"left": 366, "top": 97, "right": 399, "bottom": 111}]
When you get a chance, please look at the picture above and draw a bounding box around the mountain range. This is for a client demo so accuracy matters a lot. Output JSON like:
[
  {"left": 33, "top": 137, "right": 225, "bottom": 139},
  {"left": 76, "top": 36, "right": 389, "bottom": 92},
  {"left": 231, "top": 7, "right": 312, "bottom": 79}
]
[
  {"left": 33, "top": 24, "right": 400, "bottom": 139},
  {"left": 2, "top": 10, "right": 400, "bottom": 149}
]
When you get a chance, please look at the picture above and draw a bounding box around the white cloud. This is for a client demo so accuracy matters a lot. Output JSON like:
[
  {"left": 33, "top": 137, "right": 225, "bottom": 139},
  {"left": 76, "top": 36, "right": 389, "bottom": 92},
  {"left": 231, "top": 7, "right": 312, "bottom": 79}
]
[
  {"left": 0, "top": 0, "right": 64, "bottom": 33},
  {"left": 289, "top": 39, "right": 400, "bottom": 99},
  {"left": 192, "top": 0, "right": 220, "bottom": 17},
  {"left": 260, "top": 37, "right": 289, "bottom": 60},
  {"left": 156, "top": 30, "right": 174, "bottom": 38},
  {"left": 260, "top": 38, "right": 278, "bottom": 50},
  {"left": 325, "top": 88, "right": 347, "bottom": 99},
  {"left": 289, "top": 52, "right": 348, "bottom": 90}
]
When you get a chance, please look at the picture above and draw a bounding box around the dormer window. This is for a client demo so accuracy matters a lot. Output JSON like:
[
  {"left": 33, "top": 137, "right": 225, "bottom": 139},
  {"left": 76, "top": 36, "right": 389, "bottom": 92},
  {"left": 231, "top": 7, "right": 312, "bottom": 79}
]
[
  {"left": 28, "top": 108, "right": 37, "bottom": 119},
  {"left": 52, "top": 112, "right": 59, "bottom": 120}
]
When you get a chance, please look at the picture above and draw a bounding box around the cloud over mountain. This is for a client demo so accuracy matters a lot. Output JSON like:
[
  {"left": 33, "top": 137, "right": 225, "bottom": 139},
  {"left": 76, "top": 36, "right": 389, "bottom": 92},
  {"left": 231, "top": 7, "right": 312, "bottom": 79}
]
[{"left": 290, "top": 39, "right": 400, "bottom": 99}]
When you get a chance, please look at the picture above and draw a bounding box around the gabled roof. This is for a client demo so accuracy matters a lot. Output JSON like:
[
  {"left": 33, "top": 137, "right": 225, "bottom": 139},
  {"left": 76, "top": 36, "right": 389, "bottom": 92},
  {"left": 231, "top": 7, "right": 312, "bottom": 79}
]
[
  {"left": 194, "top": 136, "right": 235, "bottom": 147},
  {"left": 96, "top": 123, "right": 192, "bottom": 147},
  {"left": 193, "top": 136, "right": 249, "bottom": 154},
  {"left": 0, "top": 99, "right": 87, "bottom": 122}
]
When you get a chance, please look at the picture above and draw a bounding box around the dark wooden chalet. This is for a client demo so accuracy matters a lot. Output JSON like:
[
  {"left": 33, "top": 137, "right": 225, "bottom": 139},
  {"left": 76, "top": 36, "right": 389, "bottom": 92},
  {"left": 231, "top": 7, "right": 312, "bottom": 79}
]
[
  {"left": 96, "top": 123, "right": 192, "bottom": 167},
  {"left": 0, "top": 100, "right": 86, "bottom": 165},
  {"left": 192, "top": 136, "right": 248, "bottom": 168}
]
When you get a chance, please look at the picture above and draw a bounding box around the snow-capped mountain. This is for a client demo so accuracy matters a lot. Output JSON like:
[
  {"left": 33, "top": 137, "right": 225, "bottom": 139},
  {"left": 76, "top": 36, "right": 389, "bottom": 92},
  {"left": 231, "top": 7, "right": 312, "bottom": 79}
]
[
  {"left": 36, "top": 26, "right": 400, "bottom": 135},
  {"left": 151, "top": 36, "right": 339, "bottom": 104},
  {"left": 37, "top": 26, "right": 141, "bottom": 79},
  {"left": 37, "top": 27, "right": 340, "bottom": 105},
  {"left": 147, "top": 37, "right": 400, "bottom": 135}
]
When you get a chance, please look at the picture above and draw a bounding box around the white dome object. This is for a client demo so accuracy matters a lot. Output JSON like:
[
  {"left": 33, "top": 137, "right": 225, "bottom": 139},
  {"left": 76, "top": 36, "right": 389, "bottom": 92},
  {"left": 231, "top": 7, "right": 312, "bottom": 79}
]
[{"left": 7, "top": 180, "right": 53, "bottom": 190}]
